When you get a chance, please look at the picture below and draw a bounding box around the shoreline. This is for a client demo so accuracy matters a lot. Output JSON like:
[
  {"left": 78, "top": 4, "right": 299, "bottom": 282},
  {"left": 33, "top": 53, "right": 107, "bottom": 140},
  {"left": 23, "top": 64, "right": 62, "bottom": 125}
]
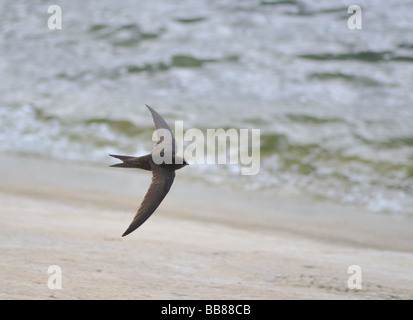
[{"left": 1, "top": 154, "right": 413, "bottom": 299}]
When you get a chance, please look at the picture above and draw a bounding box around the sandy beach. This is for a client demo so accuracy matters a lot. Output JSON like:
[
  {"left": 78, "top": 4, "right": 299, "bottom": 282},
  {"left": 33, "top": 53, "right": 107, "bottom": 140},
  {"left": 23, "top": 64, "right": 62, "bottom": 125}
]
[{"left": 1, "top": 154, "right": 412, "bottom": 300}]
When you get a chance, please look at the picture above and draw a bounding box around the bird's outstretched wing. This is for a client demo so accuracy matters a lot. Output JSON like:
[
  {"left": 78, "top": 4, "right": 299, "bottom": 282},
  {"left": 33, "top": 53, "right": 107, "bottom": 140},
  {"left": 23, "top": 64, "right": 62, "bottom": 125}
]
[
  {"left": 146, "top": 104, "right": 176, "bottom": 157},
  {"left": 122, "top": 160, "right": 175, "bottom": 237}
]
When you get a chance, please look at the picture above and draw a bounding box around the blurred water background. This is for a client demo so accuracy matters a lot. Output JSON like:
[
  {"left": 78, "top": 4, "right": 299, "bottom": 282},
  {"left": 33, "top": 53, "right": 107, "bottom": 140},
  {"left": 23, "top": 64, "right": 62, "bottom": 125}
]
[{"left": 0, "top": 0, "right": 412, "bottom": 215}]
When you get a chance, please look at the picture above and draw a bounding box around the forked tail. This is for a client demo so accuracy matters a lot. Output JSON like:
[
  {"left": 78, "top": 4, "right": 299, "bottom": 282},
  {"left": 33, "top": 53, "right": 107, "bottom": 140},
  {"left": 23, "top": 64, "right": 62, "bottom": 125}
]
[{"left": 109, "top": 154, "right": 152, "bottom": 170}]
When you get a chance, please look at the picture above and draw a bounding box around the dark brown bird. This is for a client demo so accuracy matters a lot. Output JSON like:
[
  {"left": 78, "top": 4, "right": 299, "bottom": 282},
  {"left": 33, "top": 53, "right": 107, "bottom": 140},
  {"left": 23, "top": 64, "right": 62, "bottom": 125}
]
[{"left": 109, "top": 105, "right": 188, "bottom": 237}]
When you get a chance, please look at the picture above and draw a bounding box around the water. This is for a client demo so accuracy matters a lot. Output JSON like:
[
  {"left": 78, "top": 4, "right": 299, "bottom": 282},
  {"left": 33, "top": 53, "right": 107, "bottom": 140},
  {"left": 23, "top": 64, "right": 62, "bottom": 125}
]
[{"left": 1, "top": 0, "right": 412, "bottom": 215}]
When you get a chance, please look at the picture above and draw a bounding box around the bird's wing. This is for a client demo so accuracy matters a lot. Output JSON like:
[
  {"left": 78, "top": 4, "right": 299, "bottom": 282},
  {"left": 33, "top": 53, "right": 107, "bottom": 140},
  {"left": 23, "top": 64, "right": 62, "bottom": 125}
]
[
  {"left": 146, "top": 104, "right": 176, "bottom": 157},
  {"left": 122, "top": 161, "right": 175, "bottom": 236}
]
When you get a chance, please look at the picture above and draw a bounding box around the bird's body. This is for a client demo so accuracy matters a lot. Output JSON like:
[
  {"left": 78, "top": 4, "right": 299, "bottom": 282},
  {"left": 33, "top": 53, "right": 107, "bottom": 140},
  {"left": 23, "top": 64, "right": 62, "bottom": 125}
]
[{"left": 109, "top": 105, "right": 188, "bottom": 237}]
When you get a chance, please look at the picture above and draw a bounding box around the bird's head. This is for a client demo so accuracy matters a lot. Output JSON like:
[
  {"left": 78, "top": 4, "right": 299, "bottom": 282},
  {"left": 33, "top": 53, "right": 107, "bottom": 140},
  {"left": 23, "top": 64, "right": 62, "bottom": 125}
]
[{"left": 173, "top": 156, "right": 189, "bottom": 169}]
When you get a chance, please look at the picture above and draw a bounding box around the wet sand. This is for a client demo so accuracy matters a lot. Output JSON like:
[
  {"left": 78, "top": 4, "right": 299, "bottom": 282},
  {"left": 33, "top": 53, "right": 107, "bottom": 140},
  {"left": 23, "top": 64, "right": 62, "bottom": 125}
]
[{"left": 1, "top": 155, "right": 412, "bottom": 299}]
